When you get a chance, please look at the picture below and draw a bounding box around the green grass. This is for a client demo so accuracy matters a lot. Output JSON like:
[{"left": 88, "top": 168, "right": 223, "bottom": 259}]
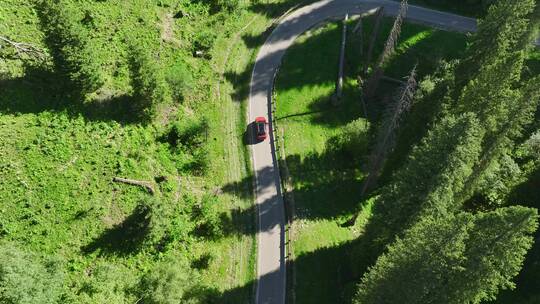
[
  {"left": 275, "top": 18, "right": 468, "bottom": 303},
  {"left": 0, "top": 0, "right": 303, "bottom": 302}
]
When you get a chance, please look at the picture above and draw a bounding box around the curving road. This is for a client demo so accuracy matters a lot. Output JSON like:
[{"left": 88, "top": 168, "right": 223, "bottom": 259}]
[{"left": 248, "top": 1, "right": 536, "bottom": 303}]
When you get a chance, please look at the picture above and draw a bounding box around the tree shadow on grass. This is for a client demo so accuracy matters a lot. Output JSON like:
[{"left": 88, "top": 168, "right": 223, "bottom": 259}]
[
  {"left": 184, "top": 236, "right": 367, "bottom": 304},
  {"left": 220, "top": 137, "right": 369, "bottom": 235},
  {"left": 82, "top": 203, "right": 152, "bottom": 256},
  {"left": 0, "top": 67, "right": 145, "bottom": 125}
]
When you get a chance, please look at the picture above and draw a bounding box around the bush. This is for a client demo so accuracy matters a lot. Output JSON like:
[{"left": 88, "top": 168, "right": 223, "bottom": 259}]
[
  {"left": 0, "top": 242, "right": 64, "bottom": 304},
  {"left": 477, "top": 154, "right": 523, "bottom": 206},
  {"left": 77, "top": 263, "right": 136, "bottom": 304},
  {"left": 326, "top": 118, "right": 370, "bottom": 162},
  {"left": 165, "top": 60, "right": 193, "bottom": 101},
  {"left": 160, "top": 116, "right": 210, "bottom": 174},
  {"left": 523, "top": 131, "right": 540, "bottom": 159},
  {"left": 188, "top": 194, "right": 223, "bottom": 239},
  {"left": 192, "top": 29, "right": 216, "bottom": 57},
  {"left": 138, "top": 257, "right": 196, "bottom": 304}
]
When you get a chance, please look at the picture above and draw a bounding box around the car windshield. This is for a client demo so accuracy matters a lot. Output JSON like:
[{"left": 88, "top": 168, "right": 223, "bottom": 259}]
[{"left": 257, "top": 122, "right": 265, "bottom": 134}]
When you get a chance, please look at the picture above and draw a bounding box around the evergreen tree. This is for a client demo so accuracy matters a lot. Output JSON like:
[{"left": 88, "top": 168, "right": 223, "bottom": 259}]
[
  {"left": 456, "top": 75, "right": 540, "bottom": 203},
  {"left": 128, "top": 42, "right": 173, "bottom": 122},
  {"left": 441, "top": 0, "right": 539, "bottom": 204},
  {"left": 367, "top": 113, "right": 484, "bottom": 249},
  {"left": 449, "top": 0, "right": 538, "bottom": 139},
  {"left": 455, "top": 0, "right": 537, "bottom": 89},
  {"left": 355, "top": 206, "right": 538, "bottom": 304},
  {"left": 0, "top": 243, "right": 64, "bottom": 304},
  {"left": 37, "top": 0, "right": 104, "bottom": 95}
]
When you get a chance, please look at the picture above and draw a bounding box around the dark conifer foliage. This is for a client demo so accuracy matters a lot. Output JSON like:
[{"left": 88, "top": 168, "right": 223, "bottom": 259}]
[{"left": 355, "top": 206, "right": 538, "bottom": 304}]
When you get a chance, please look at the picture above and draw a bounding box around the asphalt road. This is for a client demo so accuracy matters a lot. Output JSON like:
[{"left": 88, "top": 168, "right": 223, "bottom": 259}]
[{"left": 248, "top": 1, "right": 536, "bottom": 303}]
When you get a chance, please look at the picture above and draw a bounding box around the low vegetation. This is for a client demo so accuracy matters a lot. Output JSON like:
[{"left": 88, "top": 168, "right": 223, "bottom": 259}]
[{"left": 0, "top": 0, "right": 302, "bottom": 302}]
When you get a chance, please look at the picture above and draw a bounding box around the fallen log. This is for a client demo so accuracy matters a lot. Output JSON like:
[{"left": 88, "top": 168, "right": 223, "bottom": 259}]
[{"left": 113, "top": 177, "right": 155, "bottom": 195}]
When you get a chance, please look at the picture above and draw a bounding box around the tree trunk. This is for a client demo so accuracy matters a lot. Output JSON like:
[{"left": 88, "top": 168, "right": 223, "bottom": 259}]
[
  {"left": 364, "top": 7, "right": 384, "bottom": 75},
  {"left": 364, "top": 0, "right": 408, "bottom": 99}
]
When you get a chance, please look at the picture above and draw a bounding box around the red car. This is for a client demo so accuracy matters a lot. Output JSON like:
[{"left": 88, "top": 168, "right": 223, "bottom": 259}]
[{"left": 254, "top": 116, "right": 268, "bottom": 141}]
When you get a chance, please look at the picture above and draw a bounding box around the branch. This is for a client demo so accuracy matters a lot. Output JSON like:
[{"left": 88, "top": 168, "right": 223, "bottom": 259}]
[
  {"left": 113, "top": 177, "right": 155, "bottom": 195},
  {"left": 0, "top": 36, "right": 46, "bottom": 60}
]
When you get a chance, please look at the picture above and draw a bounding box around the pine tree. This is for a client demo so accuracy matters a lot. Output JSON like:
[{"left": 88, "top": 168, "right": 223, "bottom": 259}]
[
  {"left": 443, "top": 0, "right": 539, "bottom": 204},
  {"left": 450, "top": 0, "right": 537, "bottom": 136},
  {"left": 128, "top": 42, "right": 173, "bottom": 122},
  {"left": 36, "top": 0, "right": 104, "bottom": 95},
  {"left": 456, "top": 75, "right": 540, "bottom": 204},
  {"left": 366, "top": 113, "right": 484, "bottom": 249},
  {"left": 455, "top": 0, "right": 537, "bottom": 89},
  {"left": 355, "top": 206, "right": 538, "bottom": 304}
]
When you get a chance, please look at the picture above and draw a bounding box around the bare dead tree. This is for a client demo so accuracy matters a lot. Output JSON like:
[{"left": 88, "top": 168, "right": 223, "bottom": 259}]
[
  {"left": 354, "top": 16, "right": 364, "bottom": 56},
  {"left": 358, "top": 75, "right": 368, "bottom": 118},
  {"left": 364, "top": 0, "right": 408, "bottom": 99},
  {"left": 364, "top": 7, "right": 384, "bottom": 75},
  {"left": 0, "top": 36, "right": 46, "bottom": 61},
  {"left": 360, "top": 65, "right": 417, "bottom": 197},
  {"left": 335, "top": 13, "right": 349, "bottom": 104}
]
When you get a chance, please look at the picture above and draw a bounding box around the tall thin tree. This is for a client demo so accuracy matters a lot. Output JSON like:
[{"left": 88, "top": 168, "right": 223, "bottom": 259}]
[
  {"left": 364, "top": 0, "right": 408, "bottom": 99},
  {"left": 364, "top": 7, "right": 385, "bottom": 75},
  {"left": 361, "top": 65, "right": 417, "bottom": 197}
]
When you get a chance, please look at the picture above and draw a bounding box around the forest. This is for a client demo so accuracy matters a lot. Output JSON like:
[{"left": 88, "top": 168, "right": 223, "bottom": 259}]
[{"left": 0, "top": 0, "right": 539, "bottom": 303}]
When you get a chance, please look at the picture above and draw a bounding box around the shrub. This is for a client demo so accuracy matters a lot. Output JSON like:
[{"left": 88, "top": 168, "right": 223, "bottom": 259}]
[
  {"left": 476, "top": 154, "right": 523, "bottom": 206},
  {"left": 165, "top": 60, "right": 193, "bottom": 101},
  {"left": 326, "top": 118, "right": 370, "bottom": 162},
  {"left": 138, "top": 257, "right": 196, "bottom": 304},
  {"left": 160, "top": 116, "right": 210, "bottom": 174},
  {"left": 188, "top": 194, "right": 223, "bottom": 239},
  {"left": 523, "top": 130, "right": 540, "bottom": 159},
  {"left": 0, "top": 242, "right": 64, "bottom": 304},
  {"left": 192, "top": 29, "right": 216, "bottom": 57},
  {"left": 77, "top": 263, "right": 136, "bottom": 304}
]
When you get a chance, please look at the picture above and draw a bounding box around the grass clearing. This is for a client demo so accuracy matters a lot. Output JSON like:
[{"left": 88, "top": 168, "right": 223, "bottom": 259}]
[{"left": 275, "top": 16, "right": 468, "bottom": 303}]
